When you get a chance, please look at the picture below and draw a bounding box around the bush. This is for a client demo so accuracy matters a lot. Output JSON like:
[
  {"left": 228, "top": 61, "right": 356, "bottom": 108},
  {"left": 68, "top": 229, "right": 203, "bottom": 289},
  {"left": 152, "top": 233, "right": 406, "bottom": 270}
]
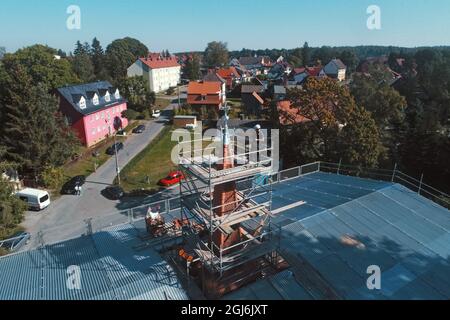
[
  {"left": 122, "top": 109, "right": 139, "bottom": 120},
  {"left": 40, "top": 166, "right": 64, "bottom": 190},
  {"left": 142, "top": 109, "right": 150, "bottom": 120}
]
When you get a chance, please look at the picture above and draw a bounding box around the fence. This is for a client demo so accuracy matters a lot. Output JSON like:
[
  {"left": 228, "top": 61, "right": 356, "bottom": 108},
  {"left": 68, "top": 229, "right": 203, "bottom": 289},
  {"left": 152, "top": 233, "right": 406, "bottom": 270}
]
[{"left": 19, "top": 161, "right": 450, "bottom": 252}]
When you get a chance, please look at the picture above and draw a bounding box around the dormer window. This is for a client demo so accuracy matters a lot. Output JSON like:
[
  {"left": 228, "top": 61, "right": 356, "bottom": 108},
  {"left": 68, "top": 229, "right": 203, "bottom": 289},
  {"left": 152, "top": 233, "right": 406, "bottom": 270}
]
[
  {"left": 104, "top": 91, "right": 111, "bottom": 102},
  {"left": 78, "top": 96, "right": 86, "bottom": 109},
  {"left": 114, "top": 89, "right": 120, "bottom": 100},
  {"left": 92, "top": 94, "right": 99, "bottom": 105}
]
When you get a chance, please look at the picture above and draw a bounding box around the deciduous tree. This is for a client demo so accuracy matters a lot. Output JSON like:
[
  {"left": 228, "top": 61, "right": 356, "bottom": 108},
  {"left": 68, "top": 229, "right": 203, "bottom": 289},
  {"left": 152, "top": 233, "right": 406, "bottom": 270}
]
[{"left": 204, "top": 41, "right": 229, "bottom": 67}]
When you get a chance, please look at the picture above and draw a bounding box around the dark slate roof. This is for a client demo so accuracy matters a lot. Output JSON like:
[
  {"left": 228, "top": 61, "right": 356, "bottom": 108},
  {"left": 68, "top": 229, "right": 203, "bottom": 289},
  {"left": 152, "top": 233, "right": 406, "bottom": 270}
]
[
  {"left": 273, "top": 85, "right": 287, "bottom": 94},
  {"left": 203, "top": 72, "right": 226, "bottom": 84},
  {"left": 331, "top": 58, "right": 347, "bottom": 69},
  {"left": 56, "top": 81, "right": 126, "bottom": 116},
  {"left": 241, "top": 84, "right": 264, "bottom": 94}
]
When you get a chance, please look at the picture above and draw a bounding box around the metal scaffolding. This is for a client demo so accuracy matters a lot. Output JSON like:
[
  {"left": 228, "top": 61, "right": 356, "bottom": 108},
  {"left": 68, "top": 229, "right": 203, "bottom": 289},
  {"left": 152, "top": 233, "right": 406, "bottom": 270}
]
[{"left": 177, "top": 125, "right": 281, "bottom": 279}]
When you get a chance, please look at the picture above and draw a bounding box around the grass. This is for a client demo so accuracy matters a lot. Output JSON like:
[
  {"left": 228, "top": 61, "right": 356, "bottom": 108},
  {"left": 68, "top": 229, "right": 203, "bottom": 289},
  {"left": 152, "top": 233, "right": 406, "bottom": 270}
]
[
  {"left": 154, "top": 97, "right": 172, "bottom": 110},
  {"left": 118, "top": 126, "right": 178, "bottom": 192},
  {"left": 118, "top": 125, "right": 210, "bottom": 192},
  {"left": 63, "top": 136, "right": 126, "bottom": 183}
]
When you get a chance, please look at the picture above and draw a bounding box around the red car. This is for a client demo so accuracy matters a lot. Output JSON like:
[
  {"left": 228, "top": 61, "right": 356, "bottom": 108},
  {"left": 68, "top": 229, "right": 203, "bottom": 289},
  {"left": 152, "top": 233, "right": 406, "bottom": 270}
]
[{"left": 158, "top": 171, "right": 185, "bottom": 187}]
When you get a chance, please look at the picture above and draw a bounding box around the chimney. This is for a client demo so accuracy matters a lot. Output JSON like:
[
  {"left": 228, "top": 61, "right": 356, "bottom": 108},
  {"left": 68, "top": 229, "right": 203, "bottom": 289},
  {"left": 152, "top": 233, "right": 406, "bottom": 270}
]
[{"left": 212, "top": 106, "right": 241, "bottom": 249}]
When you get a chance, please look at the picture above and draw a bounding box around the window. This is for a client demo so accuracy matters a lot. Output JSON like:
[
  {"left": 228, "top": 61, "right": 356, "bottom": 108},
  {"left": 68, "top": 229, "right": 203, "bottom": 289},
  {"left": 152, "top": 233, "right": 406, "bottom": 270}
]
[
  {"left": 95, "top": 113, "right": 99, "bottom": 121},
  {"left": 92, "top": 95, "right": 99, "bottom": 105},
  {"left": 39, "top": 195, "right": 49, "bottom": 203},
  {"left": 101, "top": 112, "right": 105, "bottom": 119},
  {"left": 105, "top": 92, "right": 111, "bottom": 102},
  {"left": 78, "top": 97, "right": 86, "bottom": 109},
  {"left": 92, "top": 128, "right": 96, "bottom": 136},
  {"left": 114, "top": 89, "right": 120, "bottom": 99},
  {"left": 97, "top": 127, "right": 101, "bottom": 133}
]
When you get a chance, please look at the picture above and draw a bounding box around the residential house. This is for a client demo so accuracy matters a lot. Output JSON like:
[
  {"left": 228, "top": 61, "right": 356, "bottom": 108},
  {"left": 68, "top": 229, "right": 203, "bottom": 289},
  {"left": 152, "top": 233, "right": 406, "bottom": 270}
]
[
  {"left": 241, "top": 84, "right": 265, "bottom": 116},
  {"left": 55, "top": 81, "right": 128, "bottom": 147},
  {"left": 187, "top": 81, "right": 226, "bottom": 117},
  {"left": 322, "top": 58, "right": 347, "bottom": 81},
  {"left": 271, "top": 85, "right": 287, "bottom": 101},
  {"left": 291, "top": 66, "right": 326, "bottom": 84},
  {"left": 216, "top": 67, "right": 242, "bottom": 91},
  {"left": 203, "top": 70, "right": 227, "bottom": 93},
  {"left": 127, "top": 52, "right": 181, "bottom": 93},
  {"left": 238, "top": 56, "right": 273, "bottom": 75},
  {"left": 268, "top": 61, "right": 293, "bottom": 81}
]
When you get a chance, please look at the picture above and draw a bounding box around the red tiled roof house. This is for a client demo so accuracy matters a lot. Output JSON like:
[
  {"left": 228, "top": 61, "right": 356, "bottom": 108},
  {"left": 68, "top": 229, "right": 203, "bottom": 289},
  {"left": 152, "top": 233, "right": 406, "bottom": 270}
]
[
  {"left": 187, "top": 81, "right": 226, "bottom": 118},
  {"left": 127, "top": 52, "right": 181, "bottom": 93}
]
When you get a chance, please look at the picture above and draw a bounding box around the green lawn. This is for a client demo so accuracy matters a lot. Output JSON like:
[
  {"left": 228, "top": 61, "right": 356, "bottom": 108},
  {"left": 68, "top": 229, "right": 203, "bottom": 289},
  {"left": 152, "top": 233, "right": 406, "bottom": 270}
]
[
  {"left": 154, "top": 97, "right": 172, "bottom": 110},
  {"left": 118, "top": 126, "right": 178, "bottom": 192},
  {"left": 63, "top": 136, "right": 126, "bottom": 183}
]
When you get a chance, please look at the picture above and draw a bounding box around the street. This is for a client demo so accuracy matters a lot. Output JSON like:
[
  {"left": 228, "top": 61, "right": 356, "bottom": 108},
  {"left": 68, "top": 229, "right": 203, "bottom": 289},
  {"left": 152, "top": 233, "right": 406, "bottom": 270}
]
[{"left": 21, "top": 90, "right": 187, "bottom": 246}]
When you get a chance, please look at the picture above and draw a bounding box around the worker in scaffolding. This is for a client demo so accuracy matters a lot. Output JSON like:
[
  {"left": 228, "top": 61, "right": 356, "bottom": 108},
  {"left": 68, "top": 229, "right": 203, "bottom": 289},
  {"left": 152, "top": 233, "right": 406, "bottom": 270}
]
[{"left": 145, "top": 205, "right": 166, "bottom": 237}]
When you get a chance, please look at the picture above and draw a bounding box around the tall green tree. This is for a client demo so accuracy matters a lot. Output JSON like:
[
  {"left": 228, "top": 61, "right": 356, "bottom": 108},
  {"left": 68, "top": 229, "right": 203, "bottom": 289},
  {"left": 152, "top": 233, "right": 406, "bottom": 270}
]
[
  {"left": 73, "top": 41, "right": 86, "bottom": 56},
  {"left": 302, "top": 42, "right": 311, "bottom": 66},
  {"left": 2, "top": 84, "right": 79, "bottom": 177},
  {"left": 339, "top": 50, "right": 358, "bottom": 73},
  {"left": 117, "top": 76, "right": 155, "bottom": 113},
  {"left": 72, "top": 52, "right": 94, "bottom": 82},
  {"left": 105, "top": 37, "right": 148, "bottom": 81},
  {"left": 284, "top": 77, "right": 383, "bottom": 167},
  {"left": 351, "top": 67, "right": 407, "bottom": 128},
  {"left": 204, "top": 41, "right": 229, "bottom": 67},
  {"left": 0, "top": 45, "right": 78, "bottom": 103},
  {"left": 0, "top": 146, "right": 27, "bottom": 241},
  {"left": 183, "top": 54, "right": 201, "bottom": 80},
  {"left": 90, "top": 37, "right": 105, "bottom": 77}
]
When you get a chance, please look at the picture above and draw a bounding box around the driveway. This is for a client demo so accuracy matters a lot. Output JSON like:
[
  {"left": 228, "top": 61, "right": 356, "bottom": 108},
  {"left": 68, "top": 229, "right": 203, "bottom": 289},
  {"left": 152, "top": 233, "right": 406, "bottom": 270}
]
[{"left": 21, "top": 103, "right": 180, "bottom": 244}]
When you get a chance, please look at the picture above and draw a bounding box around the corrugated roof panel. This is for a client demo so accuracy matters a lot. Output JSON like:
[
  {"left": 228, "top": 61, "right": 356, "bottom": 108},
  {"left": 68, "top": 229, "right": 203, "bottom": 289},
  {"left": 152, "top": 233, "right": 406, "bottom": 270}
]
[{"left": 268, "top": 172, "right": 450, "bottom": 300}]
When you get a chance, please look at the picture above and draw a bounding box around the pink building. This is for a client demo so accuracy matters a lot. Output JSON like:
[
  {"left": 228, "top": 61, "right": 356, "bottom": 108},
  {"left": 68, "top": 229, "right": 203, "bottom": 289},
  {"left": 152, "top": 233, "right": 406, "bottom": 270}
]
[{"left": 56, "top": 81, "right": 128, "bottom": 147}]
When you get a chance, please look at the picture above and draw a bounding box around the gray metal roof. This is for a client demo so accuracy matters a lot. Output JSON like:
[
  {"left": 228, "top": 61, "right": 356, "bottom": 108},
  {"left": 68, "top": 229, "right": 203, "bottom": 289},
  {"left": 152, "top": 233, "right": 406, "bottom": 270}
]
[
  {"left": 0, "top": 223, "right": 188, "bottom": 300},
  {"left": 273, "top": 85, "right": 287, "bottom": 94},
  {"left": 241, "top": 84, "right": 264, "bottom": 94},
  {"left": 223, "top": 269, "right": 312, "bottom": 300},
  {"left": 235, "top": 171, "right": 450, "bottom": 300},
  {"left": 56, "top": 81, "right": 126, "bottom": 116}
]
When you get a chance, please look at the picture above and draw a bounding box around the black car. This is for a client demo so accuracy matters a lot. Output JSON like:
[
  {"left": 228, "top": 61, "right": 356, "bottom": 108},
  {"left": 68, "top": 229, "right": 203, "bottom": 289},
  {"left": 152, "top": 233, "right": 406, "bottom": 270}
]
[
  {"left": 106, "top": 142, "right": 124, "bottom": 155},
  {"left": 132, "top": 124, "right": 146, "bottom": 134},
  {"left": 102, "top": 186, "right": 125, "bottom": 200},
  {"left": 61, "top": 175, "right": 86, "bottom": 194}
]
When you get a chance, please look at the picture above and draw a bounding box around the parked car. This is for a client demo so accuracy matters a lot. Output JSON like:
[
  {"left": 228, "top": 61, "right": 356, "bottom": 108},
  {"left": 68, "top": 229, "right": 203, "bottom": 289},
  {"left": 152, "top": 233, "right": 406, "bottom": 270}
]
[
  {"left": 185, "top": 123, "right": 197, "bottom": 130},
  {"left": 106, "top": 142, "right": 124, "bottom": 155},
  {"left": 16, "top": 188, "right": 50, "bottom": 211},
  {"left": 102, "top": 186, "right": 125, "bottom": 200},
  {"left": 0, "top": 232, "right": 30, "bottom": 252},
  {"left": 132, "top": 124, "right": 146, "bottom": 134},
  {"left": 158, "top": 171, "right": 185, "bottom": 187},
  {"left": 61, "top": 175, "right": 86, "bottom": 195},
  {"left": 116, "top": 129, "right": 126, "bottom": 136},
  {"left": 152, "top": 110, "right": 161, "bottom": 118}
]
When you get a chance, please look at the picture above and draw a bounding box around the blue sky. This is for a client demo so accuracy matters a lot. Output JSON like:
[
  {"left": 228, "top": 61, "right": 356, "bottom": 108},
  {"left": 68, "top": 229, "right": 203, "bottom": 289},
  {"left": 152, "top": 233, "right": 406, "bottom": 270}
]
[{"left": 1, "top": 0, "right": 449, "bottom": 53}]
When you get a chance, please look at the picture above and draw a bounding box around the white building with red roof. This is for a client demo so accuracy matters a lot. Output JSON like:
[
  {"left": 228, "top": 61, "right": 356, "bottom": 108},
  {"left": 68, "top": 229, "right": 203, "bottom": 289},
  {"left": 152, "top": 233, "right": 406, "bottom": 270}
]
[{"left": 127, "top": 52, "right": 181, "bottom": 93}]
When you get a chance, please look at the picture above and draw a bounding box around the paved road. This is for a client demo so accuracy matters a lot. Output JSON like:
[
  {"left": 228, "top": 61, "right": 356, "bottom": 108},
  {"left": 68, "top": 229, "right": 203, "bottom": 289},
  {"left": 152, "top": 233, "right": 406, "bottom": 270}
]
[{"left": 21, "top": 95, "right": 187, "bottom": 246}]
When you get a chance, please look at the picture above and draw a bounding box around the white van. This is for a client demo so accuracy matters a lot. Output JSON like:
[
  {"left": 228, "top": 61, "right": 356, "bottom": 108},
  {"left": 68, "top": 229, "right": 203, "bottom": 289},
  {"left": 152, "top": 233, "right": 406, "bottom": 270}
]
[{"left": 16, "top": 188, "right": 50, "bottom": 211}]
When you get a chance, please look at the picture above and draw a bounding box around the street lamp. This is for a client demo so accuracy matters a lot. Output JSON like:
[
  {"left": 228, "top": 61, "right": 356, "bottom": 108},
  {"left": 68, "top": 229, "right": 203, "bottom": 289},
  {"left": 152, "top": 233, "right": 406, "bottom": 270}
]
[{"left": 108, "top": 121, "right": 121, "bottom": 185}]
